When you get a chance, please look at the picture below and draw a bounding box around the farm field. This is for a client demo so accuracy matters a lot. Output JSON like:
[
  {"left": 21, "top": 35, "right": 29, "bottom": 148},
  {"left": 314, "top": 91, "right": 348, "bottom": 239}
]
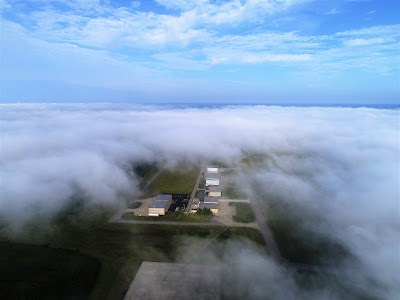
[{"left": 0, "top": 241, "right": 100, "bottom": 300}]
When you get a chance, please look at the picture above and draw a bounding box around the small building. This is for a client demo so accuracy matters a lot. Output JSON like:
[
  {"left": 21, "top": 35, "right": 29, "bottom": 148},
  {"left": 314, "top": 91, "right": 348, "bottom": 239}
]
[
  {"left": 199, "top": 202, "right": 219, "bottom": 215},
  {"left": 208, "top": 186, "right": 222, "bottom": 197},
  {"left": 203, "top": 196, "right": 219, "bottom": 204},
  {"left": 148, "top": 194, "right": 172, "bottom": 216},
  {"left": 207, "top": 166, "right": 219, "bottom": 173},
  {"left": 205, "top": 172, "right": 220, "bottom": 186}
]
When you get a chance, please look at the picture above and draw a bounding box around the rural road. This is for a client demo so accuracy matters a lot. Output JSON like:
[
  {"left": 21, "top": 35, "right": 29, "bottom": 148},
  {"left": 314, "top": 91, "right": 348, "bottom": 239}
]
[
  {"left": 114, "top": 218, "right": 227, "bottom": 227},
  {"left": 140, "top": 168, "right": 164, "bottom": 191},
  {"left": 185, "top": 165, "right": 203, "bottom": 213}
]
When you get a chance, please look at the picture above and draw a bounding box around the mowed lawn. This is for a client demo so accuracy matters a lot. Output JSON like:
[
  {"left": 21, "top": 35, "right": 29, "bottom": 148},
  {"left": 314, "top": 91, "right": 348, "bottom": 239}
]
[
  {"left": 143, "top": 166, "right": 198, "bottom": 196},
  {"left": 0, "top": 241, "right": 99, "bottom": 300}
]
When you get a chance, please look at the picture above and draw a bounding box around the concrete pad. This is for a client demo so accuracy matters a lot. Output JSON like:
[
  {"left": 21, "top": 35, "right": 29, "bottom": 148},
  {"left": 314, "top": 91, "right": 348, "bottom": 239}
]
[
  {"left": 217, "top": 202, "right": 259, "bottom": 229},
  {"left": 124, "top": 262, "right": 220, "bottom": 300},
  {"left": 126, "top": 198, "right": 153, "bottom": 216}
]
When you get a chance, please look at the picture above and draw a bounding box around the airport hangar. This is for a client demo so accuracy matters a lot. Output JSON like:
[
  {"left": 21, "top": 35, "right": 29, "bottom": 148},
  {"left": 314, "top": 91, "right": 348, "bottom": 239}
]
[
  {"left": 205, "top": 166, "right": 220, "bottom": 186},
  {"left": 148, "top": 194, "right": 172, "bottom": 216},
  {"left": 205, "top": 172, "right": 220, "bottom": 186},
  {"left": 199, "top": 196, "right": 219, "bottom": 214}
]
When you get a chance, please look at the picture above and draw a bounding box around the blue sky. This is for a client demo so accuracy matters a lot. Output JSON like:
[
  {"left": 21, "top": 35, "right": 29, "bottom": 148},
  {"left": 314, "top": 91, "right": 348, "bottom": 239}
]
[{"left": 0, "top": 0, "right": 399, "bottom": 103}]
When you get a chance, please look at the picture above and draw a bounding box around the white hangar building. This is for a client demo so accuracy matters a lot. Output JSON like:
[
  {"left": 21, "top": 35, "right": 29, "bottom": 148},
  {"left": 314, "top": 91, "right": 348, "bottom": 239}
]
[
  {"left": 205, "top": 172, "right": 220, "bottom": 186},
  {"left": 207, "top": 166, "right": 219, "bottom": 173}
]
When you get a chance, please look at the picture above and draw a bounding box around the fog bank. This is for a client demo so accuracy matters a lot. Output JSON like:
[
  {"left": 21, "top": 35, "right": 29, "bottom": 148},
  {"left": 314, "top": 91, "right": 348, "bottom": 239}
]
[{"left": 0, "top": 103, "right": 398, "bottom": 299}]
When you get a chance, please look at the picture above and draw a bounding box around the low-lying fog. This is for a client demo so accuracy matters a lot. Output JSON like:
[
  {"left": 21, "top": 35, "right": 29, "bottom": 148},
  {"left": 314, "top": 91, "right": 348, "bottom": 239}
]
[{"left": 0, "top": 103, "right": 398, "bottom": 299}]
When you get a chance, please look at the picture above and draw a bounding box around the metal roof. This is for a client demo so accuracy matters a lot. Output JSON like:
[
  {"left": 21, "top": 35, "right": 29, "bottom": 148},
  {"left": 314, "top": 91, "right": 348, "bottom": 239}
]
[
  {"left": 199, "top": 202, "right": 219, "bottom": 209},
  {"left": 207, "top": 165, "right": 219, "bottom": 169},
  {"left": 205, "top": 172, "right": 220, "bottom": 179},
  {"left": 204, "top": 196, "right": 219, "bottom": 203},
  {"left": 155, "top": 194, "right": 172, "bottom": 201},
  {"left": 208, "top": 186, "right": 221, "bottom": 192},
  {"left": 150, "top": 194, "right": 172, "bottom": 208}
]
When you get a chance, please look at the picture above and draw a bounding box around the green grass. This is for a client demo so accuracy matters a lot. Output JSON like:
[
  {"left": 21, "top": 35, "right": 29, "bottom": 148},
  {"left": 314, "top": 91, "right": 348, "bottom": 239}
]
[
  {"left": 128, "top": 202, "right": 142, "bottom": 209},
  {"left": 229, "top": 202, "right": 255, "bottom": 223},
  {"left": 198, "top": 178, "right": 206, "bottom": 189},
  {"left": 0, "top": 241, "right": 100, "bottom": 299},
  {"left": 122, "top": 211, "right": 213, "bottom": 223},
  {"left": 267, "top": 219, "right": 350, "bottom": 265},
  {"left": 142, "top": 166, "right": 198, "bottom": 197}
]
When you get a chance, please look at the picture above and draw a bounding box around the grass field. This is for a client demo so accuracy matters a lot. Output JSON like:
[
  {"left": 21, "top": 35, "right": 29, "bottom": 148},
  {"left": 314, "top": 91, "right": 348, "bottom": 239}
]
[
  {"left": 141, "top": 165, "right": 198, "bottom": 197},
  {"left": 133, "top": 163, "right": 160, "bottom": 188},
  {"left": 229, "top": 202, "right": 255, "bottom": 223},
  {"left": 0, "top": 241, "right": 100, "bottom": 300},
  {"left": 122, "top": 211, "right": 213, "bottom": 222},
  {"left": 267, "top": 219, "right": 350, "bottom": 265},
  {"left": 253, "top": 190, "right": 352, "bottom": 266}
]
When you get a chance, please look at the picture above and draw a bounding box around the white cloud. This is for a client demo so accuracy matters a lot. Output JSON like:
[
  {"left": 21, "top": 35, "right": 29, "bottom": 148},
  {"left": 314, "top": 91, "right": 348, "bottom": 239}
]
[
  {"left": 211, "top": 52, "right": 311, "bottom": 64},
  {"left": 1, "top": 1, "right": 399, "bottom": 86},
  {"left": 154, "top": 0, "right": 208, "bottom": 11},
  {"left": 335, "top": 24, "right": 400, "bottom": 37},
  {"left": 344, "top": 37, "right": 389, "bottom": 46},
  {"left": 323, "top": 8, "right": 341, "bottom": 15}
]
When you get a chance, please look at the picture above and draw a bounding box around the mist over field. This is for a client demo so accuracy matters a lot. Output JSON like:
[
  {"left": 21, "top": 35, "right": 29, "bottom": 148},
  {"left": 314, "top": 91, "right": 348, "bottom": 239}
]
[{"left": 0, "top": 103, "right": 399, "bottom": 299}]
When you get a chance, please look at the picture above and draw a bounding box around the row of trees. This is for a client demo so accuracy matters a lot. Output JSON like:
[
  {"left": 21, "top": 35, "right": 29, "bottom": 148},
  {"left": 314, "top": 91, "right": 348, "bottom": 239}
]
[{"left": 196, "top": 207, "right": 212, "bottom": 215}]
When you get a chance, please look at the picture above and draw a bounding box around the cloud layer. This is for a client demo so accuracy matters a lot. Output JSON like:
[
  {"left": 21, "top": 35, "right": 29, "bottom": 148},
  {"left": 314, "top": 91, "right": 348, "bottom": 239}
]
[{"left": 0, "top": 104, "right": 398, "bottom": 298}]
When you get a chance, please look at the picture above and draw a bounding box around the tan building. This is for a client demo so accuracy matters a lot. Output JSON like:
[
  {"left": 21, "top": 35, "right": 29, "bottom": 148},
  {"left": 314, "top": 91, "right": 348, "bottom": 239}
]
[
  {"left": 199, "top": 202, "right": 218, "bottom": 214},
  {"left": 208, "top": 186, "right": 222, "bottom": 197},
  {"left": 148, "top": 194, "right": 172, "bottom": 216}
]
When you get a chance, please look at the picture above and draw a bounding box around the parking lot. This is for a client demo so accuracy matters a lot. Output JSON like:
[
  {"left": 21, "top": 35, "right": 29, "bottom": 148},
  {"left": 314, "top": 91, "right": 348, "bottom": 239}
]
[{"left": 168, "top": 194, "right": 189, "bottom": 212}]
